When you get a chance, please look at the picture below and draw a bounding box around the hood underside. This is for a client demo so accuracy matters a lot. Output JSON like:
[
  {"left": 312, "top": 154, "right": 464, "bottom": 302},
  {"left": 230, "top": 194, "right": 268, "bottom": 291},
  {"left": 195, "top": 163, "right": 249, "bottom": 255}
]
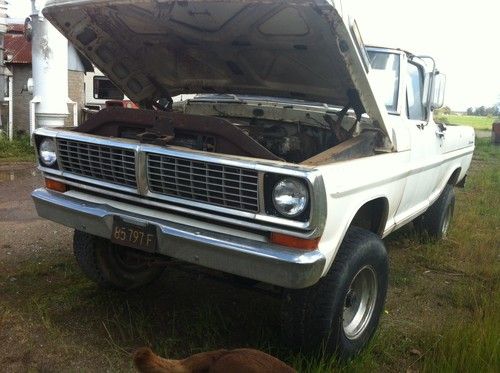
[{"left": 44, "top": 0, "right": 394, "bottom": 142}]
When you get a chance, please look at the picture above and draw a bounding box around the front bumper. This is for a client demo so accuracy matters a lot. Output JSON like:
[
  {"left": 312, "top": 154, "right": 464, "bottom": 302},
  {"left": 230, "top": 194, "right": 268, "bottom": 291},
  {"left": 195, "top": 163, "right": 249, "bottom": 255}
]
[{"left": 32, "top": 188, "right": 326, "bottom": 289}]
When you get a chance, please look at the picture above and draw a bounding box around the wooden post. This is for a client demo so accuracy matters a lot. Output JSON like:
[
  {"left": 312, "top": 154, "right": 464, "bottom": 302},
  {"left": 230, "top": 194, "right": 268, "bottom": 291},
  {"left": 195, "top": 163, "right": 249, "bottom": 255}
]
[{"left": 492, "top": 122, "right": 500, "bottom": 145}]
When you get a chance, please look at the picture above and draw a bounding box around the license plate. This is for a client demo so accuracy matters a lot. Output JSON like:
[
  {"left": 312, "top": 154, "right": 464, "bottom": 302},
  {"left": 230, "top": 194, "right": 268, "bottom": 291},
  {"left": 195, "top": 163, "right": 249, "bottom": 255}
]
[{"left": 111, "top": 217, "right": 157, "bottom": 253}]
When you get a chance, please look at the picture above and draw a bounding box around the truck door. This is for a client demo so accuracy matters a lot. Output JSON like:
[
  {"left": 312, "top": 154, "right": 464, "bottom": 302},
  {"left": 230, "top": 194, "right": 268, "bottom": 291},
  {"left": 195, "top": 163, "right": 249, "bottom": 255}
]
[{"left": 395, "top": 60, "right": 443, "bottom": 225}]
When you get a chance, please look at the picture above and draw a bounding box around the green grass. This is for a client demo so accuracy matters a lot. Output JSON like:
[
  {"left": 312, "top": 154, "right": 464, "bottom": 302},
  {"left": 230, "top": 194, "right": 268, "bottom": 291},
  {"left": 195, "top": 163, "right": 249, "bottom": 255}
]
[
  {"left": 417, "top": 138, "right": 499, "bottom": 372},
  {"left": 421, "top": 294, "right": 499, "bottom": 372},
  {"left": 0, "top": 139, "right": 498, "bottom": 372},
  {"left": 435, "top": 114, "right": 499, "bottom": 130},
  {"left": 0, "top": 134, "right": 35, "bottom": 162}
]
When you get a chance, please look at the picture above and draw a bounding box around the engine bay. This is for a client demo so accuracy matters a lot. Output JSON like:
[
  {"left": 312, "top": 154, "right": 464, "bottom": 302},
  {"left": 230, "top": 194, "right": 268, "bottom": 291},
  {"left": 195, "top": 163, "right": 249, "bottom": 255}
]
[{"left": 75, "top": 100, "right": 381, "bottom": 164}]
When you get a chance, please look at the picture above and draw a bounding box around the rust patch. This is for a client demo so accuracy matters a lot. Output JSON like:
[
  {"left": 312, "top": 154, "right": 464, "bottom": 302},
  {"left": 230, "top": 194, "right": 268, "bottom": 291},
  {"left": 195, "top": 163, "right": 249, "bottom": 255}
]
[{"left": 76, "top": 107, "right": 282, "bottom": 160}]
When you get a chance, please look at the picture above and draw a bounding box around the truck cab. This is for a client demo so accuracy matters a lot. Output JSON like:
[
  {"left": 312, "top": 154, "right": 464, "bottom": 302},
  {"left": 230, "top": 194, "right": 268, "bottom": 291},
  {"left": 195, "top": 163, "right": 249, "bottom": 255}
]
[{"left": 367, "top": 47, "right": 472, "bottom": 230}]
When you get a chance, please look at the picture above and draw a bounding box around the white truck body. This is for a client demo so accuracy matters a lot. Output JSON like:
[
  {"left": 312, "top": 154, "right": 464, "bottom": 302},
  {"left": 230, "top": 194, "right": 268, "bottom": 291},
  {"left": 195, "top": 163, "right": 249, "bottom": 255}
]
[
  {"left": 31, "top": 0, "right": 475, "bottom": 287},
  {"left": 30, "top": 0, "right": 475, "bottom": 356}
]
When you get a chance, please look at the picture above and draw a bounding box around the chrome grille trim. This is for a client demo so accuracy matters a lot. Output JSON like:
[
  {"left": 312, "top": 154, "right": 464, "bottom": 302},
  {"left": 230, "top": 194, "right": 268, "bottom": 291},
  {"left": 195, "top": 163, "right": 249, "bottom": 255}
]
[
  {"left": 147, "top": 154, "right": 260, "bottom": 213},
  {"left": 57, "top": 139, "right": 137, "bottom": 188}
]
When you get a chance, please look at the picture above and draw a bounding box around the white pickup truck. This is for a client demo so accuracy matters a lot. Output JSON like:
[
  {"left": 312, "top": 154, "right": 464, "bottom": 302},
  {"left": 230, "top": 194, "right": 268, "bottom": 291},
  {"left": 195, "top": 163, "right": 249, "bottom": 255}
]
[{"left": 32, "top": 0, "right": 475, "bottom": 358}]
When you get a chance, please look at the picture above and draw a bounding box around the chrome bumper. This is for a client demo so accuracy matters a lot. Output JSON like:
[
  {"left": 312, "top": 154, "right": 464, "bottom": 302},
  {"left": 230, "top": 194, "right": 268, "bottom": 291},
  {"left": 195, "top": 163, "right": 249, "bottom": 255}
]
[{"left": 32, "top": 188, "right": 326, "bottom": 289}]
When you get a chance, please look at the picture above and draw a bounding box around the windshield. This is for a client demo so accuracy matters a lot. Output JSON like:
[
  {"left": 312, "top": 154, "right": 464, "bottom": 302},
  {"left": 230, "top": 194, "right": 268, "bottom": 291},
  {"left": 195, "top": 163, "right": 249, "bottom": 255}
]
[{"left": 367, "top": 51, "right": 400, "bottom": 112}]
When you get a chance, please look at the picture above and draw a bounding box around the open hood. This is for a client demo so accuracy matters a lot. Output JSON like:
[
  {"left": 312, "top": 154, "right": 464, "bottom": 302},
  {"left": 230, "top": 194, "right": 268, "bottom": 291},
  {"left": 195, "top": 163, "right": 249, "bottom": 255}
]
[{"left": 44, "top": 0, "right": 394, "bottom": 142}]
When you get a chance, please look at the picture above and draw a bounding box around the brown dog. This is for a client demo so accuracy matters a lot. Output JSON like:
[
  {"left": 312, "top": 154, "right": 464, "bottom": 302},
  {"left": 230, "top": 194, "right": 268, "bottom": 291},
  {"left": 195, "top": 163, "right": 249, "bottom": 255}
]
[{"left": 133, "top": 347, "right": 297, "bottom": 373}]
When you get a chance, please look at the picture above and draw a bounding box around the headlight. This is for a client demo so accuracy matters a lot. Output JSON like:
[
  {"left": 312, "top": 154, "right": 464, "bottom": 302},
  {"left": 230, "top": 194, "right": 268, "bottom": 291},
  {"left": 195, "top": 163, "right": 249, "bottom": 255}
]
[
  {"left": 272, "top": 178, "right": 309, "bottom": 217},
  {"left": 39, "top": 138, "right": 57, "bottom": 167}
]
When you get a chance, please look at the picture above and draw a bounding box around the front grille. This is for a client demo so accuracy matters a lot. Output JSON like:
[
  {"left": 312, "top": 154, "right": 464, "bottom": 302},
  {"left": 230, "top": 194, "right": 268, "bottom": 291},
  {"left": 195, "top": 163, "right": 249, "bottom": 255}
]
[
  {"left": 55, "top": 138, "right": 260, "bottom": 213},
  {"left": 57, "top": 139, "right": 137, "bottom": 188},
  {"left": 147, "top": 154, "right": 259, "bottom": 212}
]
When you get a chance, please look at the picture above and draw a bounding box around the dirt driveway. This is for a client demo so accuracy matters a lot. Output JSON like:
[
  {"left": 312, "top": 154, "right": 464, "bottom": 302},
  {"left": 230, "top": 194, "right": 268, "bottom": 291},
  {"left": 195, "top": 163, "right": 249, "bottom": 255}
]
[{"left": 0, "top": 163, "right": 72, "bottom": 270}]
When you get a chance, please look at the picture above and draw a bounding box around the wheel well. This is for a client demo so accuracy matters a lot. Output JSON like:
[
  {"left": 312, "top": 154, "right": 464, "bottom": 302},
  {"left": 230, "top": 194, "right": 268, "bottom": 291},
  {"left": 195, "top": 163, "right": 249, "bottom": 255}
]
[
  {"left": 350, "top": 198, "right": 389, "bottom": 236},
  {"left": 448, "top": 168, "right": 462, "bottom": 186}
]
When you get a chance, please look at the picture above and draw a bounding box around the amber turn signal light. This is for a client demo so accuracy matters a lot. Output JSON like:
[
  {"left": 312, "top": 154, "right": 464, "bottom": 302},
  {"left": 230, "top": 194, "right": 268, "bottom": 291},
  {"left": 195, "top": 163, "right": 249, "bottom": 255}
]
[
  {"left": 270, "top": 233, "right": 320, "bottom": 250},
  {"left": 45, "top": 178, "right": 67, "bottom": 193}
]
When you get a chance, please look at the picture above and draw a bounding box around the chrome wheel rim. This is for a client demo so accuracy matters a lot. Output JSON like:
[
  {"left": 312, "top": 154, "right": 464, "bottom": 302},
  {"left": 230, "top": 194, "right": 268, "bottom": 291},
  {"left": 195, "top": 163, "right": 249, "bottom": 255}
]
[
  {"left": 343, "top": 266, "right": 378, "bottom": 340},
  {"left": 442, "top": 205, "right": 453, "bottom": 237}
]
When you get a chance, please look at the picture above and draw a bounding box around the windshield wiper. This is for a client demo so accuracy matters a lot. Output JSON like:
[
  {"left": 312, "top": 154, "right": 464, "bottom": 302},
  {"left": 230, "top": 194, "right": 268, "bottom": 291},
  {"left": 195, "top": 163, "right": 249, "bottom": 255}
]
[{"left": 190, "top": 94, "right": 247, "bottom": 104}]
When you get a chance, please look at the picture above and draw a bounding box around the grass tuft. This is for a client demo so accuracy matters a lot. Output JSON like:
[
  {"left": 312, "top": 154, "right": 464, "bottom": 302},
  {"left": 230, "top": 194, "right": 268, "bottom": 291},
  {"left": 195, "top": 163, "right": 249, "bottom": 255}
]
[
  {"left": 0, "top": 133, "right": 35, "bottom": 161},
  {"left": 421, "top": 294, "right": 500, "bottom": 373}
]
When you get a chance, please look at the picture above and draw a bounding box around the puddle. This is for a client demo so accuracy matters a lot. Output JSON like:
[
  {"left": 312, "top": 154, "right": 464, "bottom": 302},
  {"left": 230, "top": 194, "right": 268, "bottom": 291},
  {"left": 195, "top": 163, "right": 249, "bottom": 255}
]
[{"left": 0, "top": 165, "right": 39, "bottom": 183}]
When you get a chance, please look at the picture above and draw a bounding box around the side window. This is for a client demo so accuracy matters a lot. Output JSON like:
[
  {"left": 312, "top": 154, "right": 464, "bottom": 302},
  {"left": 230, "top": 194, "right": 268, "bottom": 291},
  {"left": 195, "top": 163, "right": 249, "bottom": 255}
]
[{"left": 406, "top": 63, "right": 426, "bottom": 120}]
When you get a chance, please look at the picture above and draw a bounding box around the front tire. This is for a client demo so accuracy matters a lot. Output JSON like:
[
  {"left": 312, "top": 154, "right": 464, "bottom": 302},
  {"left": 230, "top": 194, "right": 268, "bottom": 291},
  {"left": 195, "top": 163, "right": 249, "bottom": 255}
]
[
  {"left": 73, "top": 230, "right": 165, "bottom": 290},
  {"left": 281, "top": 227, "right": 388, "bottom": 360}
]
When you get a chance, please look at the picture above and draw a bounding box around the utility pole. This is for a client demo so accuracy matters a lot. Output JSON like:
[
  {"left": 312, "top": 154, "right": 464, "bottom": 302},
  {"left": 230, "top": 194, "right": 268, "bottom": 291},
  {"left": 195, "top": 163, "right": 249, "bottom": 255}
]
[
  {"left": 0, "top": 0, "right": 7, "bottom": 138},
  {"left": 29, "top": 0, "right": 70, "bottom": 133}
]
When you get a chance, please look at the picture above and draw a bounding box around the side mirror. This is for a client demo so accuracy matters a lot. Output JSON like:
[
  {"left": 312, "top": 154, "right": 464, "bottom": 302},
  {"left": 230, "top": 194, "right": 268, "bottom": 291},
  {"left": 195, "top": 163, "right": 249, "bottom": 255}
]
[{"left": 431, "top": 73, "right": 446, "bottom": 110}]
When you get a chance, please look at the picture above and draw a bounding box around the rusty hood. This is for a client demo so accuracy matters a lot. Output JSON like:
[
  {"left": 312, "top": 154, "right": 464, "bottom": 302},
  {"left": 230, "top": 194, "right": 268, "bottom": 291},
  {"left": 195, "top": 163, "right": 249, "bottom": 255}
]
[{"left": 44, "top": 0, "right": 394, "bottom": 142}]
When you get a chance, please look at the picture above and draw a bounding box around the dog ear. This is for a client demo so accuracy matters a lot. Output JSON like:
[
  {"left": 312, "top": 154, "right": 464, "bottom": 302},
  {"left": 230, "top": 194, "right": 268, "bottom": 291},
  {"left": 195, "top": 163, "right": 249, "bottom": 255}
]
[
  {"left": 134, "top": 348, "right": 229, "bottom": 373},
  {"left": 133, "top": 347, "right": 163, "bottom": 373},
  {"left": 133, "top": 347, "right": 190, "bottom": 373}
]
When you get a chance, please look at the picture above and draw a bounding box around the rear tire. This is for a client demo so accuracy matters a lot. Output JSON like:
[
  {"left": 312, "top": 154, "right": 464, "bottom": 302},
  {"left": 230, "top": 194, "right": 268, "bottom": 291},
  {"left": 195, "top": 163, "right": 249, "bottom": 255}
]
[
  {"left": 73, "top": 230, "right": 165, "bottom": 290},
  {"left": 421, "top": 185, "right": 455, "bottom": 239},
  {"left": 280, "top": 227, "right": 388, "bottom": 360}
]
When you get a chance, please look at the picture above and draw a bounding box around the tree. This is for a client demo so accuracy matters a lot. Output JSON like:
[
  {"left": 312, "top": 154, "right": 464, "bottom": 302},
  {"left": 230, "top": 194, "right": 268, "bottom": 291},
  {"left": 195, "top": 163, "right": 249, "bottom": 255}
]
[
  {"left": 442, "top": 106, "right": 451, "bottom": 115},
  {"left": 475, "top": 106, "right": 486, "bottom": 116},
  {"left": 466, "top": 107, "right": 474, "bottom": 116}
]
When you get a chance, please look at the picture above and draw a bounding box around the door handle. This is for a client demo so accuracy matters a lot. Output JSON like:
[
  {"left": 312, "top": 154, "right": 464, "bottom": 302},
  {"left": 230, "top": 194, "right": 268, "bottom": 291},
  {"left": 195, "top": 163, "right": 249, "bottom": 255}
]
[{"left": 436, "top": 130, "right": 445, "bottom": 138}]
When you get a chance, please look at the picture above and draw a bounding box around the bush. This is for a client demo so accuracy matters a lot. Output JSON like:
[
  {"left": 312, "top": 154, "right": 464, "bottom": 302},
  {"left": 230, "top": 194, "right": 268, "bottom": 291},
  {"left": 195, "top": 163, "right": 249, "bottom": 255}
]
[{"left": 434, "top": 115, "right": 449, "bottom": 124}]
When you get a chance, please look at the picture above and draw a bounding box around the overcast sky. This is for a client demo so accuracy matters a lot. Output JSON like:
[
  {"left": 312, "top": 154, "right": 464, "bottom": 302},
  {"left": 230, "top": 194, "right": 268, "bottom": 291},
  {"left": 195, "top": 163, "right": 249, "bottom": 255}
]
[
  {"left": 349, "top": 0, "right": 499, "bottom": 111},
  {"left": 6, "top": 0, "right": 32, "bottom": 20},
  {"left": 8, "top": 0, "right": 500, "bottom": 111}
]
